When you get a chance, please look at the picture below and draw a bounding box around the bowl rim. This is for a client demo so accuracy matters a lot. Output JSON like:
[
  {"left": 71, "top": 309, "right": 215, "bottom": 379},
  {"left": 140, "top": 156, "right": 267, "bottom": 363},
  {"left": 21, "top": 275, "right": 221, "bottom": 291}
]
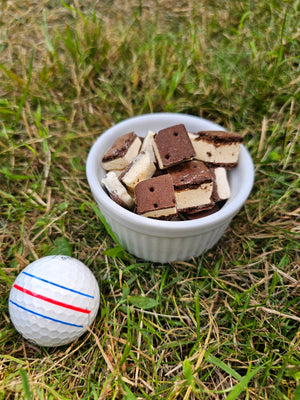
[{"left": 86, "top": 112, "right": 254, "bottom": 237}]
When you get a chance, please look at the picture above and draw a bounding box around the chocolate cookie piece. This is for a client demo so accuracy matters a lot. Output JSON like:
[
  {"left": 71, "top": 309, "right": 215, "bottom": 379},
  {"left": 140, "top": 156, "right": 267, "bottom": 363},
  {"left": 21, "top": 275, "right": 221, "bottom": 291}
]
[
  {"left": 189, "top": 130, "right": 243, "bottom": 168},
  {"left": 168, "top": 160, "right": 212, "bottom": 189},
  {"left": 134, "top": 174, "right": 177, "bottom": 218},
  {"left": 101, "top": 132, "right": 142, "bottom": 170},
  {"left": 168, "top": 160, "right": 214, "bottom": 213},
  {"left": 153, "top": 124, "right": 196, "bottom": 169}
]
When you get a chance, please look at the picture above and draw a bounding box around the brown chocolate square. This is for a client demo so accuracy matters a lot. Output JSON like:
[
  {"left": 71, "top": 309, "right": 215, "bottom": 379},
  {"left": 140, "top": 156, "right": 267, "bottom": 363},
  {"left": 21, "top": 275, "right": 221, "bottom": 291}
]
[
  {"left": 168, "top": 160, "right": 212, "bottom": 190},
  {"left": 134, "top": 174, "right": 176, "bottom": 217},
  {"left": 153, "top": 124, "right": 195, "bottom": 169}
]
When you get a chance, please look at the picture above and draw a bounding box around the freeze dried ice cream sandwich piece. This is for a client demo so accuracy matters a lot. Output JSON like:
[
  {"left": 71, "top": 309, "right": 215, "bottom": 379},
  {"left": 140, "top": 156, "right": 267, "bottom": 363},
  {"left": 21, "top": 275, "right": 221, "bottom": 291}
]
[
  {"left": 101, "top": 132, "right": 142, "bottom": 171},
  {"left": 168, "top": 160, "right": 214, "bottom": 213},
  {"left": 210, "top": 167, "right": 231, "bottom": 203},
  {"left": 189, "top": 130, "right": 243, "bottom": 168},
  {"left": 120, "top": 151, "right": 156, "bottom": 192},
  {"left": 102, "top": 171, "right": 134, "bottom": 210},
  {"left": 153, "top": 124, "right": 196, "bottom": 169},
  {"left": 134, "top": 174, "right": 177, "bottom": 219},
  {"left": 140, "top": 130, "right": 157, "bottom": 163}
]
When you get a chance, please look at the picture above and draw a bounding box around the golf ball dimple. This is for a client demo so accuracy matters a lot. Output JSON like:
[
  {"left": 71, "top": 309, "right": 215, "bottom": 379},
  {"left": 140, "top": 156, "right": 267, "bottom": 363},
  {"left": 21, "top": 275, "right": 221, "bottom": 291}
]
[{"left": 8, "top": 255, "right": 100, "bottom": 347}]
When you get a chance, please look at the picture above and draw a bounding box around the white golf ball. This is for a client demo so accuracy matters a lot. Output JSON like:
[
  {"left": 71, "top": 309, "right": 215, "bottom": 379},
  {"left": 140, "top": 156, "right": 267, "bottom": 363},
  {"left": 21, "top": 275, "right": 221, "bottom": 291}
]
[{"left": 8, "top": 255, "right": 100, "bottom": 347}]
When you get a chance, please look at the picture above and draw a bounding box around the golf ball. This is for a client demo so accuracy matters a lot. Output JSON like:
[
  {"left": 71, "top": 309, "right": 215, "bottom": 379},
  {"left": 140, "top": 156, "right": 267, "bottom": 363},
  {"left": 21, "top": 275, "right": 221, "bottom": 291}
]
[{"left": 8, "top": 255, "right": 100, "bottom": 347}]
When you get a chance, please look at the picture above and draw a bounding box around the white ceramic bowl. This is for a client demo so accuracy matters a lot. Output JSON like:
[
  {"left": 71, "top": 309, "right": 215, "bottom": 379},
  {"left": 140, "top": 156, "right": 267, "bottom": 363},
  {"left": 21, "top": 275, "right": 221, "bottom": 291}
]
[{"left": 86, "top": 113, "right": 254, "bottom": 263}]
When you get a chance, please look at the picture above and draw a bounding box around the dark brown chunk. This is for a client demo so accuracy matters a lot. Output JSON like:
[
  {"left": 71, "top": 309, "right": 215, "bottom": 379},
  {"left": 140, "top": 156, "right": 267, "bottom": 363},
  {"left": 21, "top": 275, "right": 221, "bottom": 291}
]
[
  {"left": 102, "top": 132, "right": 137, "bottom": 162},
  {"left": 134, "top": 175, "right": 176, "bottom": 216},
  {"left": 183, "top": 204, "right": 221, "bottom": 219},
  {"left": 168, "top": 160, "right": 212, "bottom": 190},
  {"left": 154, "top": 124, "right": 196, "bottom": 168},
  {"left": 194, "top": 131, "right": 243, "bottom": 145}
]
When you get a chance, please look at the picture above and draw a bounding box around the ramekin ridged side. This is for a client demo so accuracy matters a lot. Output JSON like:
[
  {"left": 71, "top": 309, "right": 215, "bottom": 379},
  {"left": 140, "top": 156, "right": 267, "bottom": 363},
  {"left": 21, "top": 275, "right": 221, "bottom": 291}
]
[
  {"left": 94, "top": 200, "right": 230, "bottom": 262},
  {"left": 86, "top": 113, "right": 254, "bottom": 263}
]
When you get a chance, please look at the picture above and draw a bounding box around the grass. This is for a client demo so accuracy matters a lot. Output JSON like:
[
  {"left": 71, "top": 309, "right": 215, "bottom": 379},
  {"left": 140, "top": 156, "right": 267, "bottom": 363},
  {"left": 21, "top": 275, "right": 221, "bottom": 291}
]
[{"left": 0, "top": 0, "right": 299, "bottom": 398}]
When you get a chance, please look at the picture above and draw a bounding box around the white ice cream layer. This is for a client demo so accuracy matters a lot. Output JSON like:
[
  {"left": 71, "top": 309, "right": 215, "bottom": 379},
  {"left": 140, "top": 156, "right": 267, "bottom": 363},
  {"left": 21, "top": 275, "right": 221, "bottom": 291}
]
[
  {"left": 140, "top": 130, "right": 156, "bottom": 163},
  {"left": 102, "top": 171, "right": 134, "bottom": 209},
  {"left": 143, "top": 206, "right": 177, "bottom": 218},
  {"left": 189, "top": 133, "right": 240, "bottom": 164},
  {"left": 214, "top": 167, "right": 231, "bottom": 200},
  {"left": 175, "top": 182, "right": 213, "bottom": 211},
  {"left": 152, "top": 140, "right": 165, "bottom": 169},
  {"left": 121, "top": 151, "right": 156, "bottom": 191}
]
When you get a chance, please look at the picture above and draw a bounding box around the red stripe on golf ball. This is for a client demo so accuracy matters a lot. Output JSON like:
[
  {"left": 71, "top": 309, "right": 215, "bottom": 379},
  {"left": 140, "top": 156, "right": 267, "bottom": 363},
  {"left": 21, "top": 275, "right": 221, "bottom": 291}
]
[{"left": 13, "top": 284, "right": 91, "bottom": 314}]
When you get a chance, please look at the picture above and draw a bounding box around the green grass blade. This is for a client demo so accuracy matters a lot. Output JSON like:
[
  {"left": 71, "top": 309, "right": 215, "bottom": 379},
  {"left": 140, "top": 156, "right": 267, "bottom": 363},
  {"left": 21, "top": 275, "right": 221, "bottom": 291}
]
[
  {"left": 14, "top": 50, "right": 34, "bottom": 127},
  {"left": 225, "top": 363, "right": 266, "bottom": 400},
  {"left": 207, "top": 354, "right": 242, "bottom": 381},
  {"left": 19, "top": 368, "right": 33, "bottom": 400},
  {"left": 0, "top": 355, "right": 26, "bottom": 364},
  {"left": 47, "top": 237, "right": 73, "bottom": 256},
  {"left": 127, "top": 295, "right": 159, "bottom": 310},
  {"left": 84, "top": 201, "right": 120, "bottom": 245},
  {"left": 0, "top": 265, "right": 14, "bottom": 285}
]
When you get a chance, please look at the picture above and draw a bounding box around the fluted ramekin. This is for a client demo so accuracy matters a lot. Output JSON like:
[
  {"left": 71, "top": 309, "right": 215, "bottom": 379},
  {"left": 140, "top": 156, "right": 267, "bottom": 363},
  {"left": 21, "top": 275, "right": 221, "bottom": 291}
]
[{"left": 86, "top": 113, "right": 254, "bottom": 263}]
